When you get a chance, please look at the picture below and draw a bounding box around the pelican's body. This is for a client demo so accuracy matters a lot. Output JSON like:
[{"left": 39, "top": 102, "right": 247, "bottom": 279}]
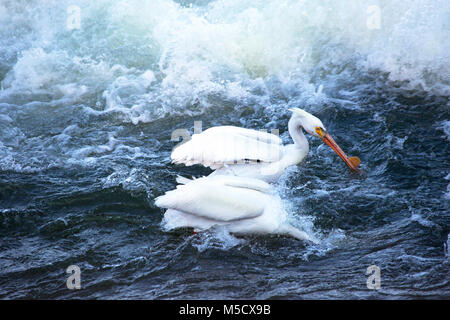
[
  {"left": 155, "top": 175, "right": 316, "bottom": 242},
  {"left": 171, "top": 108, "right": 359, "bottom": 182},
  {"left": 156, "top": 108, "right": 360, "bottom": 242},
  {"left": 208, "top": 143, "right": 306, "bottom": 182}
]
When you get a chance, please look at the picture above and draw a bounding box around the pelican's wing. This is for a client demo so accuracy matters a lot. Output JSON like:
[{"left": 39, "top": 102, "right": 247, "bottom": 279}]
[
  {"left": 155, "top": 176, "right": 272, "bottom": 222},
  {"left": 214, "top": 175, "right": 272, "bottom": 193},
  {"left": 203, "top": 126, "right": 282, "bottom": 145},
  {"left": 171, "top": 126, "right": 283, "bottom": 169}
]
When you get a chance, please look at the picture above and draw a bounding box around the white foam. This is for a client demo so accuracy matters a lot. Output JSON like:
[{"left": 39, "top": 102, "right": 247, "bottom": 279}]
[
  {"left": 438, "top": 120, "right": 450, "bottom": 141},
  {"left": 190, "top": 226, "right": 245, "bottom": 252},
  {"left": 411, "top": 213, "right": 435, "bottom": 228},
  {"left": 0, "top": 0, "right": 448, "bottom": 176},
  {"left": 0, "top": 0, "right": 448, "bottom": 126}
]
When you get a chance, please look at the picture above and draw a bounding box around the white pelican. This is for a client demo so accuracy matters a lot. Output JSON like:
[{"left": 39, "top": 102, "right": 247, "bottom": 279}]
[
  {"left": 171, "top": 108, "right": 360, "bottom": 181},
  {"left": 155, "top": 175, "right": 317, "bottom": 243}
]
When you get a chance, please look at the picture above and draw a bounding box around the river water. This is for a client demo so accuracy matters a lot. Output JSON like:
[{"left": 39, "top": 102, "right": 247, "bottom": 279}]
[{"left": 0, "top": 0, "right": 449, "bottom": 299}]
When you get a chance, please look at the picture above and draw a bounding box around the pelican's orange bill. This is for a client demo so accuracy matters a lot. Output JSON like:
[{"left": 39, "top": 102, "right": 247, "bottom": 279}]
[{"left": 321, "top": 132, "right": 360, "bottom": 171}]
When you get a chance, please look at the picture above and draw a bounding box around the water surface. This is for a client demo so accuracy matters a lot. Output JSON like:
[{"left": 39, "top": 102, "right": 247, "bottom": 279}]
[{"left": 0, "top": 0, "right": 449, "bottom": 299}]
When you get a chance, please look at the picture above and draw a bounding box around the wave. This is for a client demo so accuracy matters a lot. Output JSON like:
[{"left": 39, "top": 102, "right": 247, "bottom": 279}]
[
  {"left": 0, "top": 0, "right": 449, "bottom": 121},
  {"left": 0, "top": 0, "right": 449, "bottom": 175}
]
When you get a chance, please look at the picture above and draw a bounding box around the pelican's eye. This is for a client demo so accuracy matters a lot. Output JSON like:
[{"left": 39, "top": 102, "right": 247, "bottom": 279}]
[{"left": 315, "top": 127, "right": 324, "bottom": 137}]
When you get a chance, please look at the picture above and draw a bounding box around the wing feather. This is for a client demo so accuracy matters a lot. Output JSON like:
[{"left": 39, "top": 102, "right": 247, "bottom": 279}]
[
  {"left": 171, "top": 126, "right": 283, "bottom": 168},
  {"left": 155, "top": 176, "right": 271, "bottom": 222}
]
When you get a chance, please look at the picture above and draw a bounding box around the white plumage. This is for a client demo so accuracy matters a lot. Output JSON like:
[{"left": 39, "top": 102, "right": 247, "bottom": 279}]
[
  {"left": 171, "top": 126, "right": 283, "bottom": 168},
  {"left": 155, "top": 108, "right": 360, "bottom": 241},
  {"left": 155, "top": 175, "right": 316, "bottom": 243},
  {"left": 171, "top": 108, "right": 359, "bottom": 182}
]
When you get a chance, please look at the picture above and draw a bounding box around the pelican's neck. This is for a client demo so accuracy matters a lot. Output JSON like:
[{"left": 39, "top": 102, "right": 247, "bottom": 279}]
[{"left": 288, "top": 116, "right": 309, "bottom": 153}]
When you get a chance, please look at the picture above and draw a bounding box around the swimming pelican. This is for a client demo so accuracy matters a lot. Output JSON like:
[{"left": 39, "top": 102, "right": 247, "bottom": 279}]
[
  {"left": 155, "top": 175, "right": 317, "bottom": 243},
  {"left": 171, "top": 108, "right": 360, "bottom": 181}
]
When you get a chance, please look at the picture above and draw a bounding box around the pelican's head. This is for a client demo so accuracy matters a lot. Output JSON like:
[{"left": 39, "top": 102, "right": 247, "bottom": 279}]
[
  {"left": 289, "top": 107, "right": 360, "bottom": 171},
  {"left": 289, "top": 108, "right": 326, "bottom": 137}
]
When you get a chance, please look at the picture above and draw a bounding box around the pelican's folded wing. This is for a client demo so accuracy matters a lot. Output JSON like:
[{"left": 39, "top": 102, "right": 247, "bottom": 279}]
[
  {"left": 155, "top": 176, "right": 271, "bottom": 222},
  {"left": 216, "top": 175, "right": 272, "bottom": 193},
  {"left": 171, "top": 126, "right": 283, "bottom": 169},
  {"left": 203, "top": 126, "right": 282, "bottom": 145}
]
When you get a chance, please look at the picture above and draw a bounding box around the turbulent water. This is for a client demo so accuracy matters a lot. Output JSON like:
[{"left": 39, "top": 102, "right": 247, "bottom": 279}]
[{"left": 0, "top": 0, "right": 449, "bottom": 299}]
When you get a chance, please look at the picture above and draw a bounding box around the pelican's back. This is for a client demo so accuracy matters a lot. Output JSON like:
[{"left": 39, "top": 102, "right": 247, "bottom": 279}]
[{"left": 171, "top": 126, "right": 283, "bottom": 169}]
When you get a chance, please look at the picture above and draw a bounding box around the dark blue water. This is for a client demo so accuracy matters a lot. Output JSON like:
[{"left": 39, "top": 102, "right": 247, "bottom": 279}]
[{"left": 0, "top": 0, "right": 449, "bottom": 299}]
